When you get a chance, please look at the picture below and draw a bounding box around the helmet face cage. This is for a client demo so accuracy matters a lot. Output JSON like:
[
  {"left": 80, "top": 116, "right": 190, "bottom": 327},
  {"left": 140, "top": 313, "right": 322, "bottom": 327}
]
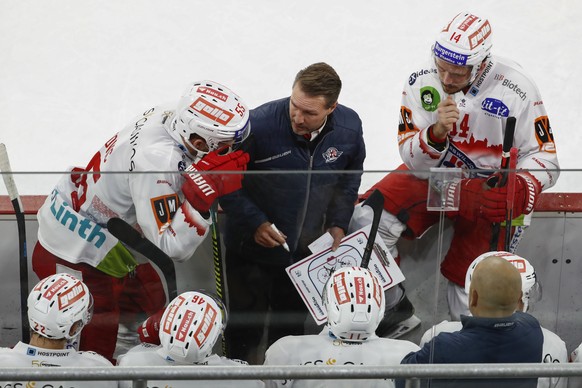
[
  {"left": 464, "top": 251, "right": 541, "bottom": 311},
  {"left": 28, "top": 274, "right": 92, "bottom": 340},
  {"left": 433, "top": 12, "right": 493, "bottom": 84},
  {"left": 169, "top": 80, "right": 250, "bottom": 160},
  {"left": 159, "top": 291, "right": 226, "bottom": 364},
  {"left": 323, "top": 267, "right": 385, "bottom": 342}
]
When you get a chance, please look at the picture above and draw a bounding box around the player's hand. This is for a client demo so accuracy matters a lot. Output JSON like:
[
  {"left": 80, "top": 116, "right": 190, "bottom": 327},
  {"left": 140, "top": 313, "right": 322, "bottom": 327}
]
[
  {"left": 328, "top": 226, "right": 345, "bottom": 252},
  {"left": 137, "top": 308, "right": 165, "bottom": 345},
  {"left": 433, "top": 96, "right": 459, "bottom": 139},
  {"left": 481, "top": 172, "right": 540, "bottom": 222},
  {"left": 181, "top": 149, "right": 250, "bottom": 213},
  {"left": 457, "top": 178, "right": 488, "bottom": 221},
  {"left": 254, "top": 222, "right": 287, "bottom": 249}
]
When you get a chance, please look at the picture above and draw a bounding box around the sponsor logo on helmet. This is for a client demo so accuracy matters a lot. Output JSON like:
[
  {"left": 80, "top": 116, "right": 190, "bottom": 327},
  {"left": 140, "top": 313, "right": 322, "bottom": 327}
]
[
  {"left": 481, "top": 98, "right": 509, "bottom": 117},
  {"left": 194, "top": 304, "right": 217, "bottom": 347},
  {"left": 408, "top": 68, "right": 437, "bottom": 85},
  {"left": 508, "top": 258, "right": 527, "bottom": 273},
  {"left": 468, "top": 21, "right": 491, "bottom": 49},
  {"left": 197, "top": 86, "right": 228, "bottom": 102},
  {"left": 354, "top": 277, "right": 366, "bottom": 304},
  {"left": 433, "top": 42, "right": 468, "bottom": 65},
  {"left": 322, "top": 147, "right": 343, "bottom": 163},
  {"left": 501, "top": 78, "right": 527, "bottom": 101},
  {"left": 190, "top": 98, "right": 234, "bottom": 125},
  {"left": 332, "top": 273, "right": 350, "bottom": 305},
  {"left": 420, "top": 86, "right": 441, "bottom": 112},
  {"left": 176, "top": 309, "right": 195, "bottom": 342},
  {"left": 58, "top": 282, "right": 86, "bottom": 310},
  {"left": 458, "top": 14, "right": 478, "bottom": 31},
  {"left": 163, "top": 295, "right": 187, "bottom": 334},
  {"left": 43, "top": 278, "right": 68, "bottom": 301}
]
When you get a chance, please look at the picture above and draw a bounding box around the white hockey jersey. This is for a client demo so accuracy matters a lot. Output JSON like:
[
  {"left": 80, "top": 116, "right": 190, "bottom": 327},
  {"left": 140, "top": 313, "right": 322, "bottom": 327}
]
[
  {"left": 37, "top": 105, "right": 211, "bottom": 277},
  {"left": 263, "top": 330, "right": 420, "bottom": 388},
  {"left": 0, "top": 341, "right": 115, "bottom": 388},
  {"left": 399, "top": 55, "right": 559, "bottom": 188},
  {"left": 570, "top": 343, "right": 582, "bottom": 388},
  {"left": 420, "top": 320, "right": 568, "bottom": 388},
  {"left": 116, "top": 343, "right": 264, "bottom": 388}
]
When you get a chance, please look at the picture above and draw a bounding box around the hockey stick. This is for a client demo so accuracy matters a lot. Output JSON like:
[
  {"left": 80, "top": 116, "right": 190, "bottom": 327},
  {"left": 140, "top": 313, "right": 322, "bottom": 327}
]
[
  {"left": 106, "top": 217, "right": 177, "bottom": 301},
  {"left": 489, "top": 116, "right": 516, "bottom": 250},
  {"left": 504, "top": 147, "right": 519, "bottom": 251},
  {"left": 0, "top": 143, "right": 30, "bottom": 343},
  {"left": 210, "top": 203, "right": 228, "bottom": 355},
  {"left": 359, "top": 189, "right": 384, "bottom": 269}
]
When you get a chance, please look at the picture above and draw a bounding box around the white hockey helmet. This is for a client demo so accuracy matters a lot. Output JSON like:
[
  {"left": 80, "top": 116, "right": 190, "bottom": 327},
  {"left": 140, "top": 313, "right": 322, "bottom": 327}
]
[
  {"left": 433, "top": 12, "right": 493, "bottom": 84},
  {"left": 28, "top": 273, "right": 93, "bottom": 340},
  {"left": 465, "top": 251, "right": 541, "bottom": 311},
  {"left": 168, "top": 80, "right": 251, "bottom": 159},
  {"left": 159, "top": 291, "right": 226, "bottom": 364},
  {"left": 323, "top": 266, "right": 385, "bottom": 342}
]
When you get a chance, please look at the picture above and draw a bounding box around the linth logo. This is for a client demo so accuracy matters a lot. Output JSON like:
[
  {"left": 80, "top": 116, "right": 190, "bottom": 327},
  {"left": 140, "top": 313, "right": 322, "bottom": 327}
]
[
  {"left": 197, "top": 86, "right": 228, "bottom": 102},
  {"left": 190, "top": 97, "right": 234, "bottom": 125}
]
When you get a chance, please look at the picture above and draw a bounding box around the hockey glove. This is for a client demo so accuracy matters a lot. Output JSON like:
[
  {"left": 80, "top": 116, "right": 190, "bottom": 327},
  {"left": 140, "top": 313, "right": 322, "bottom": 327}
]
[
  {"left": 181, "top": 149, "right": 250, "bottom": 213},
  {"left": 137, "top": 308, "right": 165, "bottom": 345},
  {"left": 457, "top": 178, "right": 488, "bottom": 222},
  {"left": 481, "top": 172, "right": 540, "bottom": 223}
]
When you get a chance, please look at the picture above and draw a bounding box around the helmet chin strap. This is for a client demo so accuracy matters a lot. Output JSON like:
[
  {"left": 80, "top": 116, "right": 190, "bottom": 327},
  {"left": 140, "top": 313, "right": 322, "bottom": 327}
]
[{"left": 182, "top": 136, "right": 210, "bottom": 163}]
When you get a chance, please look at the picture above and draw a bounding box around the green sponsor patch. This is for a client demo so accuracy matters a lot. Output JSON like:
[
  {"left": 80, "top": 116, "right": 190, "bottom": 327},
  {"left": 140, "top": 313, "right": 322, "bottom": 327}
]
[{"left": 420, "top": 86, "right": 440, "bottom": 112}]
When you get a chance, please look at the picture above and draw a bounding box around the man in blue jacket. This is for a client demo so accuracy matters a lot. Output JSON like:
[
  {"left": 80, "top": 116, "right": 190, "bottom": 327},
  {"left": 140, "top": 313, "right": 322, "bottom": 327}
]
[
  {"left": 219, "top": 62, "right": 366, "bottom": 363},
  {"left": 397, "top": 255, "right": 543, "bottom": 388}
]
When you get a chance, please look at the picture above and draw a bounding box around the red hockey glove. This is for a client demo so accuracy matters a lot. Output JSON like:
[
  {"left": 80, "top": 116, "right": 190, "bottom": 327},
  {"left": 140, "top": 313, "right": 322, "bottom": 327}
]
[
  {"left": 481, "top": 172, "right": 540, "bottom": 222},
  {"left": 457, "top": 178, "right": 488, "bottom": 221},
  {"left": 137, "top": 308, "right": 165, "bottom": 345},
  {"left": 181, "top": 149, "right": 250, "bottom": 213}
]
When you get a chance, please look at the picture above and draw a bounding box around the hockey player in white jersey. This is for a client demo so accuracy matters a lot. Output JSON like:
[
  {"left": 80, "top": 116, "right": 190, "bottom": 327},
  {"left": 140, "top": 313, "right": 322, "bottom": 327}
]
[
  {"left": 31, "top": 80, "right": 251, "bottom": 362},
  {"left": 570, "top": 344, "right": 582, "bottom": 388},
  {"left": 263, "top": 266, "right": 420, "bottom": 388},
  {"left": 0, "top": 273, "right": 115, "bottom": 388},
  {"left": 117, "top": 290, "right": 264, "bottom": 388},
  {"left": 350, "top": 10, "right": 560, "bottom": 337},
  {"left": 420, "top": 251, "right": 568, "bottom": 388}
]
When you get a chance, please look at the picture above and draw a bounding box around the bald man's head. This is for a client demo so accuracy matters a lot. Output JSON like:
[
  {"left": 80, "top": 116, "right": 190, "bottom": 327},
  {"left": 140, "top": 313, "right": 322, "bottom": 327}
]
[{"left": 468, "top": 256, "right": 523, "bottom": 318}]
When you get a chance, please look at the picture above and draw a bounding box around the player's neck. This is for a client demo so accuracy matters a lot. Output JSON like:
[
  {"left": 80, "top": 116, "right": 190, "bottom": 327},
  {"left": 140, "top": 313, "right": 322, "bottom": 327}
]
[{"left": 29, "top": 333, "right": 67, "bottom": 350}]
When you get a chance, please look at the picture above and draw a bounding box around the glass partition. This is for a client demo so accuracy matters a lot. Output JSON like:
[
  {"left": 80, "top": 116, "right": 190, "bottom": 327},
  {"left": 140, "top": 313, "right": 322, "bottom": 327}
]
[{"left": 0, "top": 167, "right": 580, "bottom": 387}]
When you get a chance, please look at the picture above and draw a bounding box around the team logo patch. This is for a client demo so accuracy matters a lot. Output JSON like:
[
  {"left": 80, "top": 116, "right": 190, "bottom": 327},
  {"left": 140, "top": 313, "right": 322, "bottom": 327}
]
[
  {"left": 420, "top": 87, "right": 441, "bottom": 112},
  {"left": 322, "top": 147, "right": 343, "bottom": 163},
  {"left": 150, "top": 194, "right": 179, "bottom": 232},
  {"left": 178, "top": 160, "right": 186, "bottom": 171}
]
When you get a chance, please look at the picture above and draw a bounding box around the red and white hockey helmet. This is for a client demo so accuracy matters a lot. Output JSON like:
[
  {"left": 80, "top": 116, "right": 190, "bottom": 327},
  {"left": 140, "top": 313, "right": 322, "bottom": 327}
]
[
  {"left": 28, "top": 273, "right": 93, "bottom": 340},
  {"left": 168, "top": 80, "right": 250, "bottom": 160},
  {"left": 159, "top": 291, "right": 226, "bottom": 364},
  {"left": 323, "top": 266, "right": 385, "bottom": 342},
  {"left": 433, "top": 12, "right": 493, "bottom": 84},
  {"left": 465, "top": 251, "right": 541, "bottom": 311}
]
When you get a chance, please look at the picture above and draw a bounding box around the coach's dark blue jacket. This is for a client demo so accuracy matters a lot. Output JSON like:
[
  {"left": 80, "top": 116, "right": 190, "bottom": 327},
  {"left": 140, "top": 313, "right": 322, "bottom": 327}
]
[
  {"left": 397, "top": 312, "right": 544, "bottom": 388},
  {"left": 220, "top": 97, "right": 365, "bottom": 266}
]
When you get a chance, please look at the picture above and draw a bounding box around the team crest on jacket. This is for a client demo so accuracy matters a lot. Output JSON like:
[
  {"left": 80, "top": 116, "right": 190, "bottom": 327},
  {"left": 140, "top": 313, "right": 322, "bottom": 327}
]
[{"left": 322, "top": 147, "right": 343, "bottom": 163}]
